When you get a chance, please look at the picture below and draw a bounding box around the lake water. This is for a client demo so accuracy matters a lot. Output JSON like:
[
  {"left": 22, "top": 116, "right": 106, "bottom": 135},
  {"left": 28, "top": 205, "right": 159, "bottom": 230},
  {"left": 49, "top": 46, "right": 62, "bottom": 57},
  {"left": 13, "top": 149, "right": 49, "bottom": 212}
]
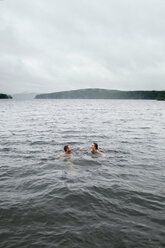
[{"left": 0, "top": 99, "right": 165, "bottom": 248}]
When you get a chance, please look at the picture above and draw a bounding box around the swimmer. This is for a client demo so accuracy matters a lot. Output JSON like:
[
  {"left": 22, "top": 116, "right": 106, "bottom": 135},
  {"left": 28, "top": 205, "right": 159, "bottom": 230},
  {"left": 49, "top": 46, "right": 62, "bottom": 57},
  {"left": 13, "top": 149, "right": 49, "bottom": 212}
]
[
  {"left": 91, "top": 143, "right": 105, "bottom": 156},
  {"left": 58, "top": 145, "right": 74, "bottom": 169},
  {"left": 64, "top": 145, "right": 72, "bottom": 154},
  {"left": 58, "top": 145, "right": 72, "bottom": 158}
]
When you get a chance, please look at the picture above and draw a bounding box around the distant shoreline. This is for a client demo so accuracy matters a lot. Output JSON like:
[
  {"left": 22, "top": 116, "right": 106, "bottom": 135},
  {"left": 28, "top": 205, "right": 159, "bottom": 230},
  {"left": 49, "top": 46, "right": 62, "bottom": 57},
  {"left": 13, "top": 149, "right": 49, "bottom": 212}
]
[
  {"left": 0, "top": 93, "right": 12, "bottom": 99},
  {"left": 35, "top": 88, "right": 165, "bottom": 100}
]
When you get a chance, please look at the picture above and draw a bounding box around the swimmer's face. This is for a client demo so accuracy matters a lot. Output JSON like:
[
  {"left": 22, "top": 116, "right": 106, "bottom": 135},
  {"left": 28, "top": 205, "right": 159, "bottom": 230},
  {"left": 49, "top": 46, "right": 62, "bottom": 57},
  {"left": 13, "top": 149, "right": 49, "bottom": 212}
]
[
  {"left": 91, "top": 143, "right": 96, "bottom": 151},
  {"left": 67, "top": 146, "right": 71, "bottom": 153}
]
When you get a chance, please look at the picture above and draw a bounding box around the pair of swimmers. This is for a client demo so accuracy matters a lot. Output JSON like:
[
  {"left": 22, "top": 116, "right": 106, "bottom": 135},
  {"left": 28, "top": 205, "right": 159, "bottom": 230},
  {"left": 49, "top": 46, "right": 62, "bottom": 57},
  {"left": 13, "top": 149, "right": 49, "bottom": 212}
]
[{"left": 63, "top": 143, "right": 105, "bottom": 156}]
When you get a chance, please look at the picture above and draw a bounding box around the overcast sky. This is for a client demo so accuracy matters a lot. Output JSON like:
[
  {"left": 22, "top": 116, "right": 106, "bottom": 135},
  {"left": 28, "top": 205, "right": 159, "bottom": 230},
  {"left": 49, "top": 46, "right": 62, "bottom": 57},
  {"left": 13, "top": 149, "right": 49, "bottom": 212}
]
[{"left": 0, "top": 0, "right": 165, "bottom": 94}]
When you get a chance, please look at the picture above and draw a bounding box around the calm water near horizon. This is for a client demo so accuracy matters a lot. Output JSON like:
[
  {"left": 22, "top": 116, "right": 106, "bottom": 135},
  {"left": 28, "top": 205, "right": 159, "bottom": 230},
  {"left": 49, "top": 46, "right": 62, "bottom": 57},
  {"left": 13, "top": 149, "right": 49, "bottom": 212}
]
[{"left": 0, "top": 99, "right": 165, "bottom": 248}]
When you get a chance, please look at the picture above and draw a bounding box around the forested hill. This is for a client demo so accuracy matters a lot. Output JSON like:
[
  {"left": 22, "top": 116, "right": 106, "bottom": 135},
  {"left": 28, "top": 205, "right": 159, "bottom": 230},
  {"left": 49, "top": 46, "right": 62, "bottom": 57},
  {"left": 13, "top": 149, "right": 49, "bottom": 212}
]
[
  {"left": 35, "top": 89, "right": 165, "bottom": 100},
  {"left": 0, "top": 93, "right": 12, "bottom": 99}
]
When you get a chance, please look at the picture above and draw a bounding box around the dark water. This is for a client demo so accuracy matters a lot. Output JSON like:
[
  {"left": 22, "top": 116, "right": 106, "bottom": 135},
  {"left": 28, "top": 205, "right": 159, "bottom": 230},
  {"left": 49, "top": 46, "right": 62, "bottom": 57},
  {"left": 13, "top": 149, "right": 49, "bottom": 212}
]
[{"left": 0, "top": 99, "right": 165, "bottom": 248}]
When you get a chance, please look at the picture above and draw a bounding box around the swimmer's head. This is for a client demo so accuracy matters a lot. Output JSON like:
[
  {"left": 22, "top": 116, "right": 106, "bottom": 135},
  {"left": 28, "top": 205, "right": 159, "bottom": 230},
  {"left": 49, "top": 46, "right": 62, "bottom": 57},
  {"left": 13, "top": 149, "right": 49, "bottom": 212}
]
[
  {"left": 64, "top": 145, "right": 71, "bottom": 154},
  {"left": 91, "top": 143, "right": 98, "bottom": 151}
]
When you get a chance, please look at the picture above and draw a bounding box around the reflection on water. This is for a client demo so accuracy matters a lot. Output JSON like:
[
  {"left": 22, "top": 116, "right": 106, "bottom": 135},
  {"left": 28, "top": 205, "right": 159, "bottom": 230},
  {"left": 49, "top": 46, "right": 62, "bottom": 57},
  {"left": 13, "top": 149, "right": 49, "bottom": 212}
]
[{"left": 0, "top": 99, "right": 165, "bottom": 248}]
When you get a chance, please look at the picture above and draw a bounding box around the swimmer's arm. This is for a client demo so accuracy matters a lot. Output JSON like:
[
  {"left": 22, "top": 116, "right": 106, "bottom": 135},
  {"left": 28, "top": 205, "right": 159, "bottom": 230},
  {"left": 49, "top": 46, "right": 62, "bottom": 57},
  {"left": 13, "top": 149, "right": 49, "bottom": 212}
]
[
  {"left": 58, "top": 153, "right": 64, "bottom": 158},
  {"left": 97, "top": 150, "right": 106, "bottom": 157},
  {"left": 80, "top": 147, "right": 88, "bottom": 151}
]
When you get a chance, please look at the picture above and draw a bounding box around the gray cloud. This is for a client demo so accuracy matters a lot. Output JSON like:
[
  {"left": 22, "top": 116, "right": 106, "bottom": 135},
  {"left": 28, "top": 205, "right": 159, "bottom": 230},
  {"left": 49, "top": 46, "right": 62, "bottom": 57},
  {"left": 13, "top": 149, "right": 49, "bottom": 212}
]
[{"left": 0, "top": 0, "right": 165, "bottom": 94}]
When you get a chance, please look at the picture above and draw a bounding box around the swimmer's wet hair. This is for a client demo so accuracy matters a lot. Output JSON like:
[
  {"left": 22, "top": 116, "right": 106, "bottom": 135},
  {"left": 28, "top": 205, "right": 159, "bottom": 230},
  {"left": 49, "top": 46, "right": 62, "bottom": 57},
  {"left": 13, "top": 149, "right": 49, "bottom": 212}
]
[
  {"left": 93, "top": 143, "right": 98, "bottom": 149},
  {"left": 64, "top": 145, "right": 69, "bottom": 152}
]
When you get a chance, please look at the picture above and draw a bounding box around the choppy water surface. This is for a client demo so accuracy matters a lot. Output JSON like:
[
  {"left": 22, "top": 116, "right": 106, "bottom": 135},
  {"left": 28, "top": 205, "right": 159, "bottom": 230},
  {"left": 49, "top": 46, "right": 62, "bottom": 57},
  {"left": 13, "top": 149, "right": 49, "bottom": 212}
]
[{"left": 0, "top": 99, "right": 165, "bottom": 248}]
